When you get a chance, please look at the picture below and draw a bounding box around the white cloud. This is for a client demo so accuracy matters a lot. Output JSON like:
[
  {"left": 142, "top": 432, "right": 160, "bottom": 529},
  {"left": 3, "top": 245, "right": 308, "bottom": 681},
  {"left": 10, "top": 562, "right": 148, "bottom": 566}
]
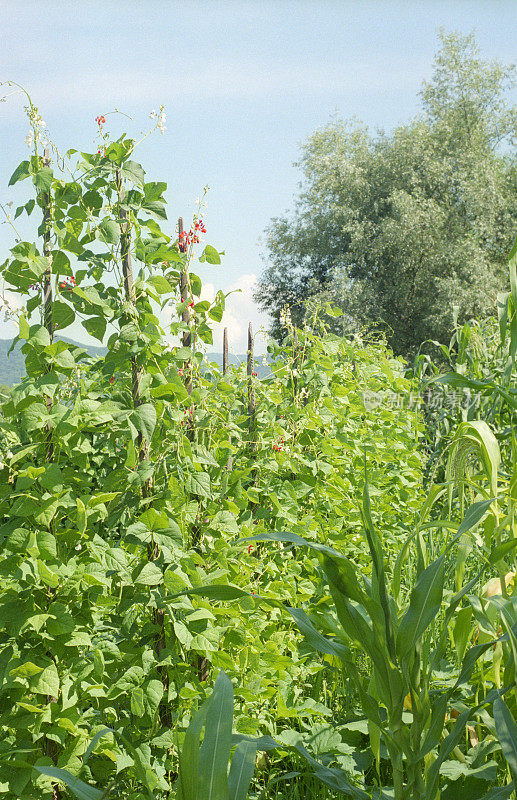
[
  {"left": 200, "top": 273, "right": 268, "bottom": 355},
  {"left": 160, "top": 272, "right": 269, "bottom": 355},
  {"left": 0, "top": 58, "right": 426, "bottom": 115}
]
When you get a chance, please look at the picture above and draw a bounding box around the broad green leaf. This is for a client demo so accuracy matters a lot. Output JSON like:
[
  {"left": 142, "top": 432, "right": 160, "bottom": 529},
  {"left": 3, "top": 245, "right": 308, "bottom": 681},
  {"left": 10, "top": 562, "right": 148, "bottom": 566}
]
[
  {"left": 33, "top": 166, "right": 53, "bottom": 192},
  {"left": 178, "top": 701, "right": 208, "bottom": 800},
  {"left": 130, "top": 404, "right": 156, "bottom": 442},
  {"left": 198, "top": 671, "right": 234, "bottom": 800},
  {"left": 122, "top": 160, "right": 146, "bottom": 186},
  {"left": 82, "top": 315, "right": 106, "bottom": 342},
  {"left": 52, "top": 300, "right": 75, "bottom": 330},
  {"left": 8, "top": 160, "right": 31, "bottom": 186},
  {"left": 148, "top": 275, "right": 172, "bottom": 294},
  {"left": 134, "top": 562, "right": 163, "bottom": 586},
  {"left": 88, "top": 492, "right": 120, "bottom": 507},
  {"left": 10, "top": 662, "right": 44, "bottom": 679},
  {"left": 131, "top": 687, "right": 146, "bottom": 717},
  {"left": 396, "top": 556, "right": 445, "bottom": 659},
  {"left": 182, "top": 585, "right": 248, "bottom": 601},
  {"left": 144, "top": 181, "right": 167, "bottom": 201},
  {"left": 34, "top": 767, "right": 103, "bottom": 800},
  {"left": 228, "top": 740, "right": 257, "bottom": 800},
  {"left": 201, "top": 245, "right": 222, "bottom": 265},
  {"left": 494, "top": 697, "right": 517, "bottom": 778},
  {"left": 37, "top": 559, "right": 59, "bottom": 588},
  {"left": 36, "top": 530, "right": 57, "bottom": 560},
  {"left": 30, "top": 662, "right": 59, "bottom": 697},
  {"left": 185, "top": 471, "right": 211, "bottom": 498},
  {"left": 98, "top": 218, "right": 121, "bottom": 245},
  {"left": 287, "top": 607, "right": 350, "bottom": 661}
]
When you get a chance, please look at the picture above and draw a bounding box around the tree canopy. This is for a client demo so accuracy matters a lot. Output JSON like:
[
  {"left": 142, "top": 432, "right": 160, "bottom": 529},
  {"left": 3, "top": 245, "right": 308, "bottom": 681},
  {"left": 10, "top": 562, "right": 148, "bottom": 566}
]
[{"left": 256, "top": 30, "right": 517, "bottom": 358}]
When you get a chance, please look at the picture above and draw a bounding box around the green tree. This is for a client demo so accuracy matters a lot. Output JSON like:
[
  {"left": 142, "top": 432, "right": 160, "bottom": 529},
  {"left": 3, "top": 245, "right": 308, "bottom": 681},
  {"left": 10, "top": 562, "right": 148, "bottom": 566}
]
[{"left": 256, "top": 30, "right": 517, "bottom": 358}]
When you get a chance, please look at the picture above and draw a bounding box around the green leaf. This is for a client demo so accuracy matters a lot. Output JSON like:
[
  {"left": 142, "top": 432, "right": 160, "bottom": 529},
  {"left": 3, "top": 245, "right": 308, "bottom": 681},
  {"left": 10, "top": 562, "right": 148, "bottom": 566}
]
[
  {"left": 122, "top": 160, "right": 146, "bottom": 187},
  {"left": 494, "top": 697, "right": 517, "bottom": 778},
  {"left": 178, "top": 701, "right": 208, "bottom": 800},
  {"left": 208, "top": 306, "right": 224, "bottom": 323},
  {"left": 33, "top": 167, "right": 53, "bottom": 192},
  {"left": 52, "top": 301, "right": 75, "bottom": 330},
  {"left": 181, "top": 585, "right": 249, "bottom": 601},
  {"left": 198, "top": 671, "right": 233, "bottom": 800},
  {"left": 34, "top": 767, "right": 103, "bottom": 800},
  {"left": 88, "top": 492, "right": 120, "bottom": 507},
  {"left": 143, "top": 200, "right": 167, "bottom": 219},
  {"left": 452, "top": 606, "right": 472, "bottom": 664},
  {"left": 131, "top": 687, "right": 146, "bottom": 717},
  {"left": 30, "top": 662, "right": 59, "bottom": 697},
  {"left": 456, "top": 498, "right": 495, "bottom": 540},
  {"left": 8, "top": 160, "right": 31, "bottom": 186},
  {"left": 10, "top": 662, "right": 44, "bottom": 679},
  {"left": 185, "top": 471, "right": 211, "bottom": 498},
  {"left": 228, "top": 740, "right": 257, "bottom": 800},
  {"left": 201, "top": 245, "right": 222, "bottom": 265},
  {"left": 287, "top": 607, "right": 350, "bottom": 661},
  {"left": 37, "top": 559, "right": 59, "bottom": 588},
  {"left": 129, "top": 404, "right": 157, "bottom": 442},
  {"left": 294, "top": 743, "right": 370, "bottom": 799},
  {"left": 98, "top": 218, "right": 121, "bottom": 245},
  {"left": 148, "top": 275, "right": 172, "bottom": 294},
  {"left": 82, "top": 316, "right": 106, "bottom": 342},
  {"left": 144, "top": 181, "right": 167, "bottom": 201},
  {"left": 37, "top": 530, "right": 57, "bottom": 560},
  {"left": 134, "top": 562, "right": 163, "bottom": 586},
  {"left": 396, "top": 556, "right": 445, "bottom": 659}
]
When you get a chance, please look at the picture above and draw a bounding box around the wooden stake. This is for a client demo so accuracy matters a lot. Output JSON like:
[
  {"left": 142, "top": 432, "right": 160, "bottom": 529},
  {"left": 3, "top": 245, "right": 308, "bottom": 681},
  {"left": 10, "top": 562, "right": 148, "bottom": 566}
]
[
  {"left": 42, "top": 149, "right": 53, "bottom": 344},
  {"left": 247, "top": 323, "right": 257, "bottom": 453},
  {"left": 223, "top": 326, "right": 229, "bottom": 375},
  {"left": 223, "top": 327, "right": 232, "bottom": 472},
  {"left": 115, "top": 169, "right": 149, "bottom": 474},
  {"left": 178, "top": 217, "right": 193, "bottom": 394}
]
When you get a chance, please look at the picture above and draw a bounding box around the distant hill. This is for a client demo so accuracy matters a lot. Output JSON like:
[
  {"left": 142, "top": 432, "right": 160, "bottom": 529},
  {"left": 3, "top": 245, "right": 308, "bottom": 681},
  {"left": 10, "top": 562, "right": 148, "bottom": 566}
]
[
  {"left": 202, "top": 352, "right": 271, "bottom": 378},
  {"left": 0, "top": 337, "right": 106, "bottom": 386},
  {"left": 0, "top": 339, "right": 271, "bottom": 385}
]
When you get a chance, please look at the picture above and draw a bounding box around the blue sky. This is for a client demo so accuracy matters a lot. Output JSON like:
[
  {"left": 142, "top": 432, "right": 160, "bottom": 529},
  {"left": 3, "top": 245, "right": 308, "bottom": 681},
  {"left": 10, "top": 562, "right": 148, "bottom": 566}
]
[{"left": 0, "top": 0, "right": 515, "bottom": 352}]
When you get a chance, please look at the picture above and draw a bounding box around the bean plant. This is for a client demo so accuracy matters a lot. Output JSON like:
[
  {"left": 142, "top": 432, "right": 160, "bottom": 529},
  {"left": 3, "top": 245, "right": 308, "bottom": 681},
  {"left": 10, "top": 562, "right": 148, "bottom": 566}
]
[{"left": 0, "top": 92, "right": 514, "bottom": 799}]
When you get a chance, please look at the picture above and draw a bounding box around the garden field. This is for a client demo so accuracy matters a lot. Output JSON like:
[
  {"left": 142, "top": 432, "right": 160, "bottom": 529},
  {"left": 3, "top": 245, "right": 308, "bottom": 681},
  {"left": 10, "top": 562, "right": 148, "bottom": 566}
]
[{"left": 0, "top": 98, "right": 515, "bottom": 800}]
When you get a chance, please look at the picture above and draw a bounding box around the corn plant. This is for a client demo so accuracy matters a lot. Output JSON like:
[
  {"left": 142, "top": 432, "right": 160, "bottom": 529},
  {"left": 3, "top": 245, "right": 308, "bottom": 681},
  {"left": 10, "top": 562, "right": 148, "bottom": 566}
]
[
  {"left": 251, "top": 470, "right": 516, "bottom": 799},
  {"left": 31, "top": 671, "right": 261, "bottom": 800},
  {"left": 176, "top": 670, "right": 259, "bottom": 800},
  {"left": 416, "top": 240, "right": 517, "bottom": 477}
]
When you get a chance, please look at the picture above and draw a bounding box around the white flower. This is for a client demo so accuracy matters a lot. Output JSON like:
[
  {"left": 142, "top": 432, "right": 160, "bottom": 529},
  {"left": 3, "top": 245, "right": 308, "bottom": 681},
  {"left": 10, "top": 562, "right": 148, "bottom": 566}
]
[
  {"left": 25, "top": 131, "right": 34, "bottom": 148},
  {"left": 159, "top": 111, "right": 166, "bottom": 122},
  {"left": 149, "top": 109, "right": 157, "bottom": 119},
  {"left": 37, "top": 119, "right": 45, "bottom": 128}
]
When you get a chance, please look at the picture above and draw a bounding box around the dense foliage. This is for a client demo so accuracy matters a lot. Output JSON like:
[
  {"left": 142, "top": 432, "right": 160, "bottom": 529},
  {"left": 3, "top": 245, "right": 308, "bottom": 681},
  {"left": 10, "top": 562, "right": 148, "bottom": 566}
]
[
  {"left": 0, "top": 93, "right": 515, "bottom": 800},
  {"left": 256, "top": 31, "right": 517, "bottom": 358}
]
